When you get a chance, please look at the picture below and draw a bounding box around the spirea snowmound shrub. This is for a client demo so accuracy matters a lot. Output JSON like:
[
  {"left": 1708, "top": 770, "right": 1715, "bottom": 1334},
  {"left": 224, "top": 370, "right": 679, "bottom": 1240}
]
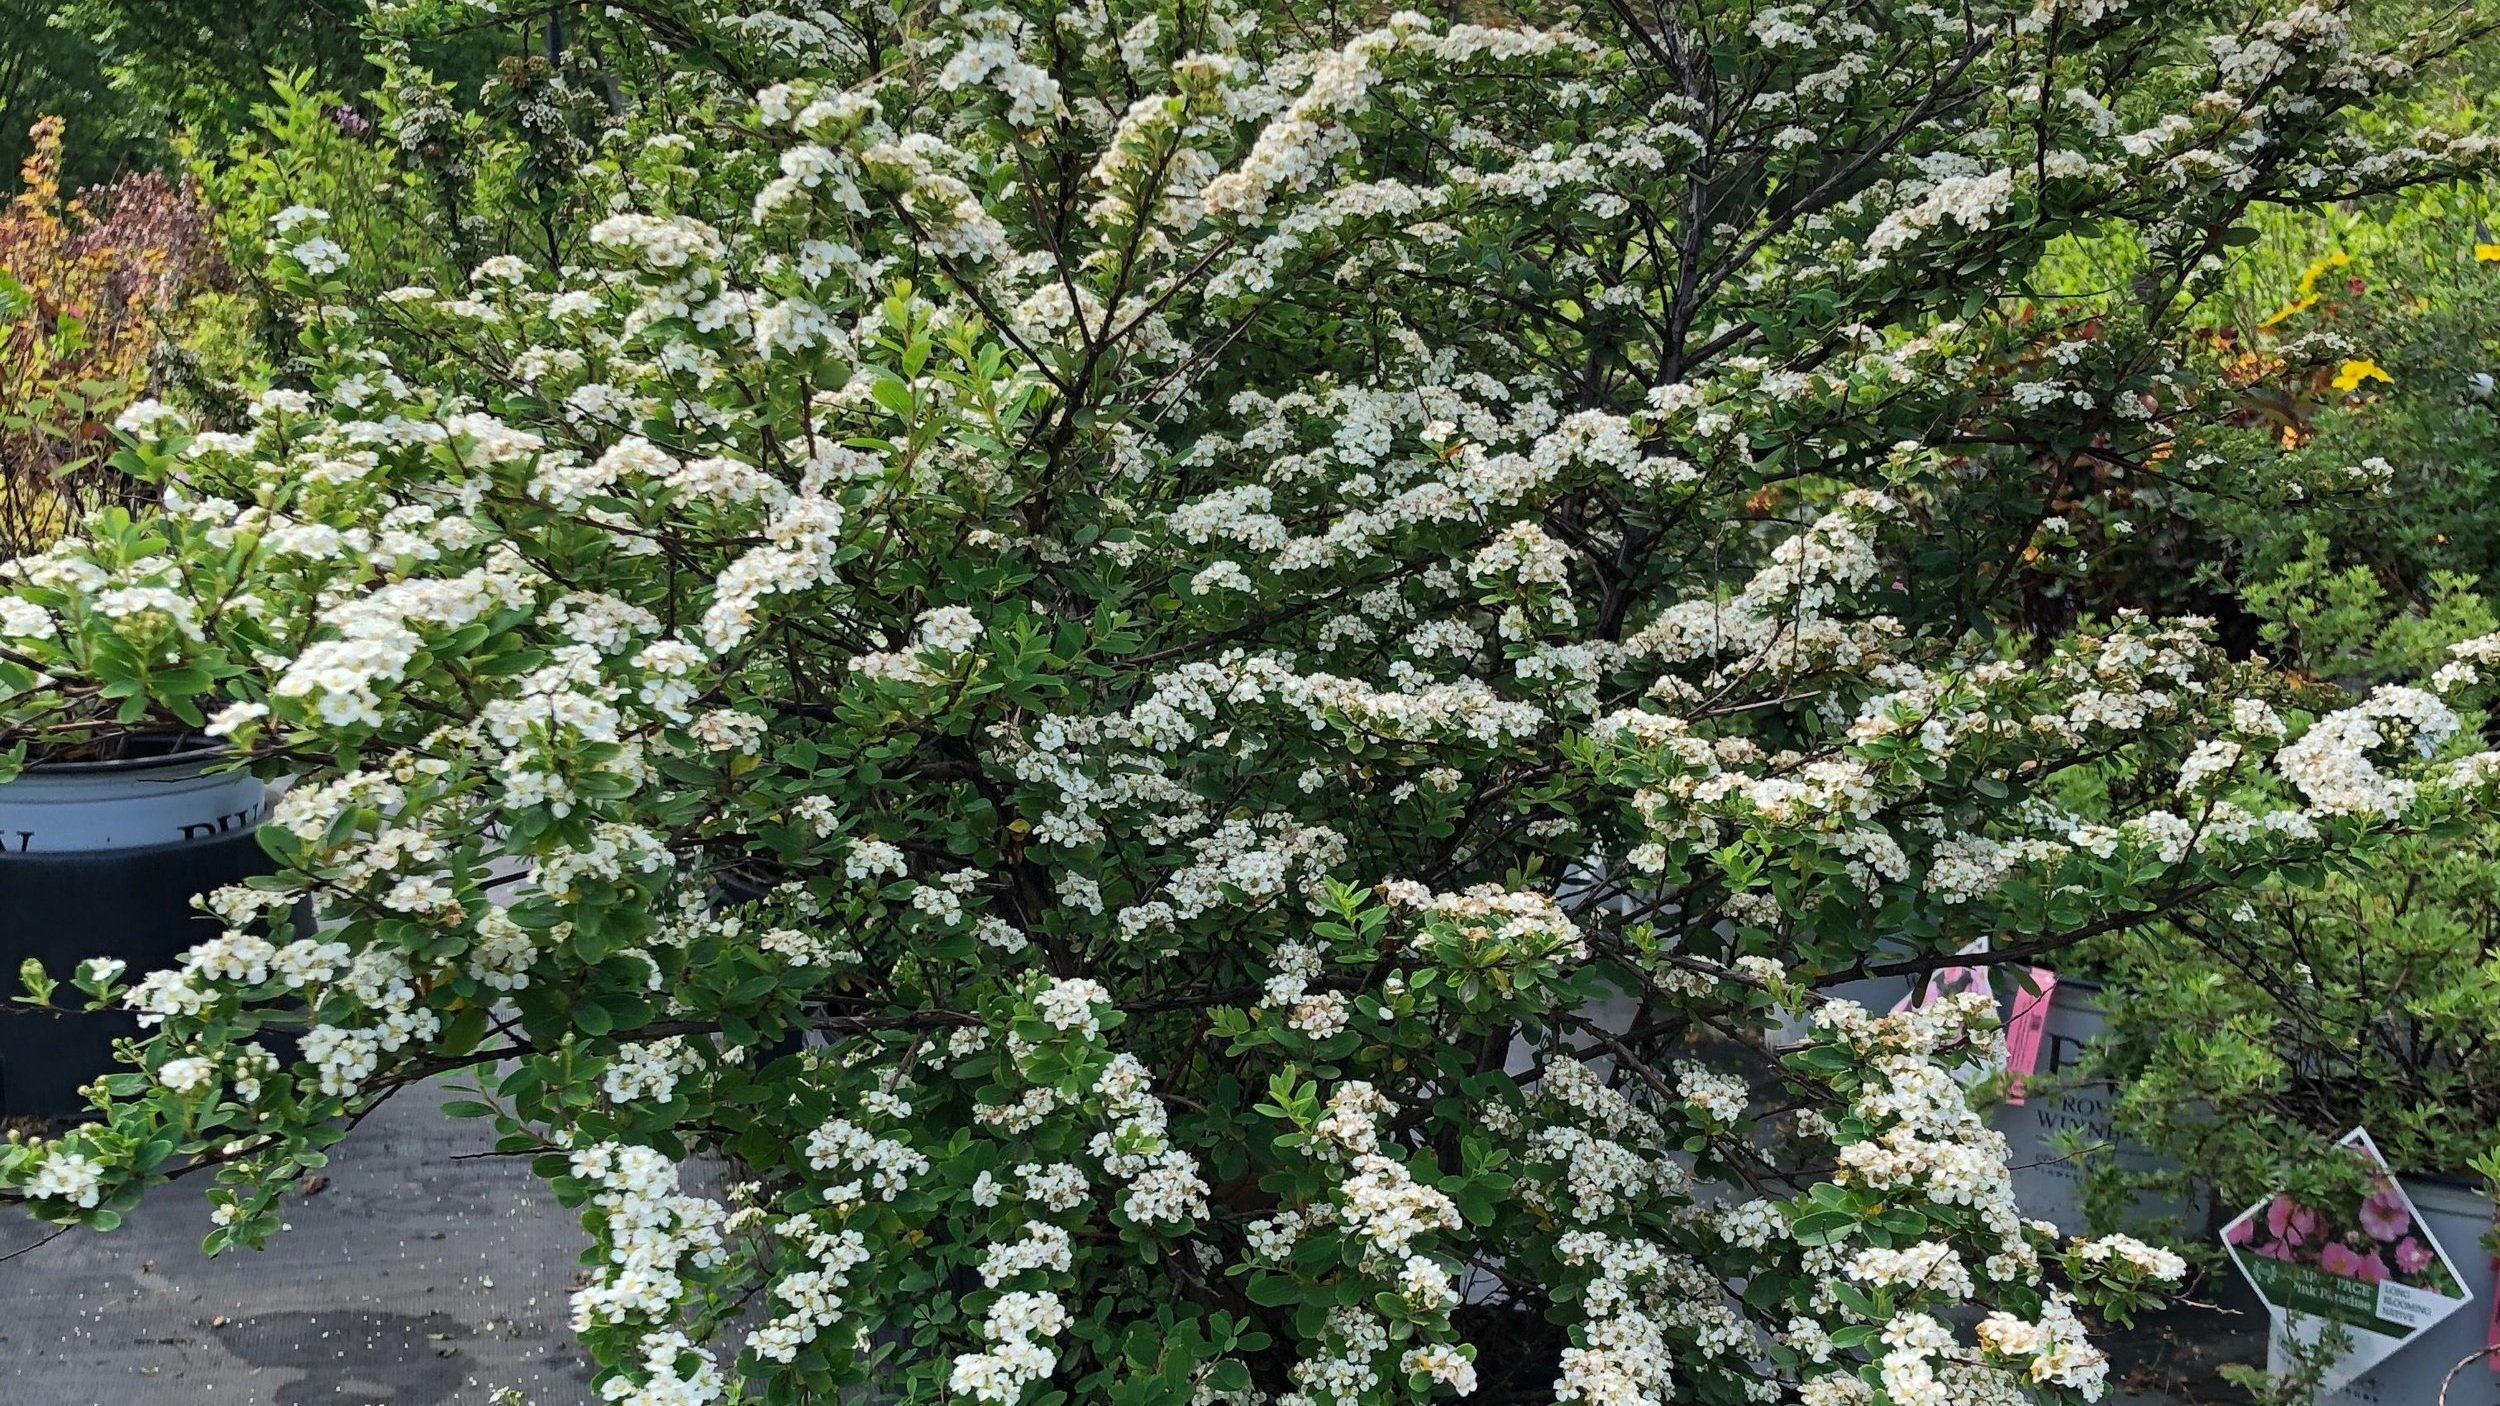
[{"left": 5, "top": 1, "right": 2498, "bottom": 1402}]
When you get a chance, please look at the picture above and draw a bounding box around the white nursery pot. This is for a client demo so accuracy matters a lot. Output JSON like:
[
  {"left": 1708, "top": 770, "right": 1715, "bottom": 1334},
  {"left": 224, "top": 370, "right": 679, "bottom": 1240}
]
[
  {"left": 1990, "top": 977, "right": 2197, "bottom": 1237},
  {"left": 0, "top": 743, "right": 266, "bottom": 853},
  {"left": 2274, "top": 1177, "right": 2500, "bottom": 1406}
]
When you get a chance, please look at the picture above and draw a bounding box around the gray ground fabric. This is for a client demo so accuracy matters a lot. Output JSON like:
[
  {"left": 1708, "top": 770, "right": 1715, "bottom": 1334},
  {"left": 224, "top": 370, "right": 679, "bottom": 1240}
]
[
  {"left": 0, "top": 1078, "right": 2259, "bottom": 1405},
  {"left": 0, "top": 1080, "right": 594, "bottom": 1405}
]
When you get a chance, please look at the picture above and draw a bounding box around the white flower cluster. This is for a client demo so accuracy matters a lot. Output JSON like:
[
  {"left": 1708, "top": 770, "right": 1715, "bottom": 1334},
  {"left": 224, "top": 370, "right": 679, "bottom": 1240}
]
[
  {"left": 1381, "top": 880, "right": 1589, "bottom": 965},
  {"left": 1090, "top": 1054, "right": 1210, "bottom": 1225},
  {"left": 26, "top": 1148, "right": 103, "bottom": 1209},
  {"left": 950, "top": 1290, "right": 1070, "bottom": 1402},
  {"left": 566, "top": 1141, "right": 730, "bottom": 1376},
  {"left": 1034, "top": 976, "right": 1112, "bottom": 1038},
  {"left": 2275, "top": 686, "right": 2459, "bottom": 817},
  {"left": 804, "top": 1112, "right": 933, "bottom": 1204},
  {"left": 749, "top": 1217, "right": 872, "bottom": 1364}
]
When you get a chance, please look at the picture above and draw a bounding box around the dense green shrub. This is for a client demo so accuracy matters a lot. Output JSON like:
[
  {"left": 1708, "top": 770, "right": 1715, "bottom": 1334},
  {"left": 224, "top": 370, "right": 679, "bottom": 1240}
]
[
  {"left": 3, "top": 3, "right": 2498, "bottom": 1406},
  {"left": 0, "top": 1, "right": 374, "bottom": 190},
  {"left": 2199, "top": 193, "right": 2500, "bottom": 599},
  {"left": 2079, "top": 121, "right": 2500, "bottom": 1220},
  {"left": 2097, "top": 558, "right": 2500, "bottom": 1208}
]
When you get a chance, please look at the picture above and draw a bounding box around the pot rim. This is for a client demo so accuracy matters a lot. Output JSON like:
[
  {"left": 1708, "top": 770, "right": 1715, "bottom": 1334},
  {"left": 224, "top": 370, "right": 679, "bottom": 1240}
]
[
  {"left": 0, "top": 824, "right": 278, "bottom": 866},
  {"left": 2396, "top": 1168, "right": 2492, "bottom": 1197},
  {"left": 18, "top": 735, "right": 233, "bottom": 777},
  {"left": 2019, "top": 968, "right": 2102, "bottom": 996}
]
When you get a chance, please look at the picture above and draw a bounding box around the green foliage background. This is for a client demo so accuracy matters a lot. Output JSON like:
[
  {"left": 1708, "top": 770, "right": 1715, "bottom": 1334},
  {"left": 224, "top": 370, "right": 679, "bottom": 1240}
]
[{"left": 0, "top": 0, "right": 374, "bottom": 188}]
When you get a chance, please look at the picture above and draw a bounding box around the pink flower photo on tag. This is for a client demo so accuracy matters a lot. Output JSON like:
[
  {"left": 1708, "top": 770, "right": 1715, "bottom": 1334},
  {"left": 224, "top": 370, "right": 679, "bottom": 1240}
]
[
  {"left": 2319, "top": 1242, "right": 2390, "bottom": 1284},
  {"left": 2394, "top": 1238, "right": 2434, "bottom": 1275},
  {"left": 2359, "top": 1184, "right": 2412, "bottom": 1241}
]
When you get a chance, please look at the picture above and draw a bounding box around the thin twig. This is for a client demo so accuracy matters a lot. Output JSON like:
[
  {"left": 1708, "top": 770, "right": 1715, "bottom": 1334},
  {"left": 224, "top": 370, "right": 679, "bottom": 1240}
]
[{"left": 0, "top": 1222, "right": 71, "bottom": 1265}]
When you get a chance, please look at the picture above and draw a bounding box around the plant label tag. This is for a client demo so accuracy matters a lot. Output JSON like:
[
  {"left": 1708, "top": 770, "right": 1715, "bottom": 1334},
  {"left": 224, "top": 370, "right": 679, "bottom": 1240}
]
[
  {"left": 2227, "top": 1127, "right": 2476, "bottom": 1394},
  {"left": 2486, "top": 1261, "right": 2500, "bottom": 1372},
  {"left": 2000, "top": 968, "right": 2058, "bottom": 1105}
]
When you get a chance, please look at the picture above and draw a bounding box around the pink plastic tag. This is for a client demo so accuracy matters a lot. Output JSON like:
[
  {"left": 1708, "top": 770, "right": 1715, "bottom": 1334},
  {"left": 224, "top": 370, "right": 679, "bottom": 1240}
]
[
  {"left": 2485, "top": 1261, "right": 2500, "bottom": 1371},
  {"left": 2001, "top": 968, "right": 2059, "bottom": 1105}
]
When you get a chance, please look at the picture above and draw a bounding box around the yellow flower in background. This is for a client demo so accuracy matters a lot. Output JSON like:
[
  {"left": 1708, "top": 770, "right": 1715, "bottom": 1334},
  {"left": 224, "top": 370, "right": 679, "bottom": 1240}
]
[
  {"left": 2260, "top": 250, "right": 2351, "bottom": 328},
  {"left": 2478, "top": 243, "right": 2500, "bottom": 263},
  {"left": 2331, "top": 359, "right": 2393, "bottom": 392}
]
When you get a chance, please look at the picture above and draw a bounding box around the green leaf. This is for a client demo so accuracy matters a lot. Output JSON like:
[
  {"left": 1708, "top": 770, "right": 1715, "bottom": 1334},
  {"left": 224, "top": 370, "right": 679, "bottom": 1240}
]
[
  {"left": 1243, "top": 1274, "right": 1303, "bottom": 1307},
  {"left": 574, "top": 999, "right": 614, "bottom": 1037},
  {"left": 1787, "top": 1208, "right": 1858, "bottom": 1247}
]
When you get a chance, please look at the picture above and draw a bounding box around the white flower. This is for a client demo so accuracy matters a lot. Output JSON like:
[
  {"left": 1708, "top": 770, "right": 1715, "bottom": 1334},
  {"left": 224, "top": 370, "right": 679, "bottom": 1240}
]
[
  {"left": 0, "top": 597, "right": 56, "bottom": 640},
  {"left": 30, "top": 1148, "right": 105, "bottom": 1206},
  {"left": 1035, "top": 977, "right": 1110, "bottom": 1038},
  {"left": 289, "top": 237, "right": 351, "bottom": 276},
  {"left": 1189, "top": 560, "right": 1254, "bottom": 595},
  {"left": 917, "top": 606, "right": 986, "bottom": 655},
  {"left": 157, "top": 1057, "right": 217, "bottom": 1095},
  {"left": 270, "top": 204, "right": 328, "bottom": 236},
  {"left": 113, "top": 398, "right": 189, "bottom": 438}
]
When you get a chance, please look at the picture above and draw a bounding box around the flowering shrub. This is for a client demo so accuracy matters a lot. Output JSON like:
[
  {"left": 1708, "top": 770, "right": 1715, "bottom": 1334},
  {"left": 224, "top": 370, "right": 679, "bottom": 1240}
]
[
  {"left": 193, "top": 58, "right": 606, "bottom": 352},
  {"left": 4, "top": 2, "right": 2498, "bottom": 1404},
  {"left": 2098, "top": 582, "right": 2500, "bottom": 1218},
  {"left": 2078, "top": 532, "right": 2485, "bottom": 1097},
  {"left": 0, "top": 116, "right": 221, "bottom": 553}
]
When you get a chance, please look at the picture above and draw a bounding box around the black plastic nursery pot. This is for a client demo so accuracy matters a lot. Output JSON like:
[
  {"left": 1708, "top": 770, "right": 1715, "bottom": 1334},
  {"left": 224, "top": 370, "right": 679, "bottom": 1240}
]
[
  {"left": 0, "top": 743, "right": 276, "bottom": 1120},
  {"left": 0, "top": 828, "right": 281, "bottom": 1118}
]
